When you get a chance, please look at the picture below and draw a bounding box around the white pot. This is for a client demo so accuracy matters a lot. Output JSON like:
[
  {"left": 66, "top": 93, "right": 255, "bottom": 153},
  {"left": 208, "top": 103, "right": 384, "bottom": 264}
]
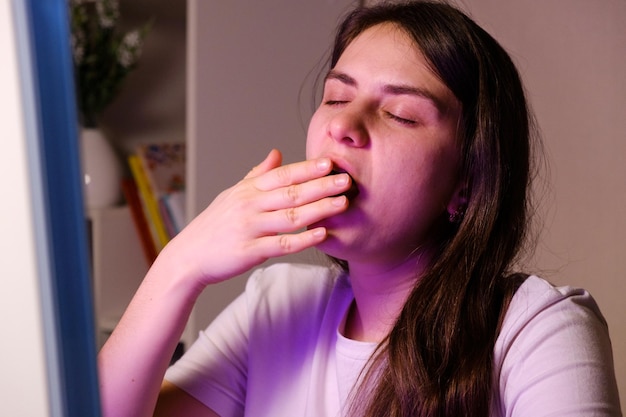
[{"left": 80, "top": 128, "right": 123, "bottom": 209}]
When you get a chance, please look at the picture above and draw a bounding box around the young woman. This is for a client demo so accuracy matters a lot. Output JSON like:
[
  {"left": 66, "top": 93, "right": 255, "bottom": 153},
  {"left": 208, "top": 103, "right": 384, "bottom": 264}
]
[{"left": 98, "top": 2, "right": 622, "bottom": 416}]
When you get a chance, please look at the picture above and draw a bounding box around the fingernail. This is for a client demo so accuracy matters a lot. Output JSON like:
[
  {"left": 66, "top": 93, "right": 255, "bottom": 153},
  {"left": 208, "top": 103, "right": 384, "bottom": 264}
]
[
  {"left": 332, "top": 195, "right": 347, "bottom": 206},
  {"left": 334, "top": 174, "right": 348, "bottom": 186},
  {"left": 317, "top": 158, "right": 331, "bottom": 171},
  {"left": 312, "top": 227, "right": 326, "bottom": 238}
]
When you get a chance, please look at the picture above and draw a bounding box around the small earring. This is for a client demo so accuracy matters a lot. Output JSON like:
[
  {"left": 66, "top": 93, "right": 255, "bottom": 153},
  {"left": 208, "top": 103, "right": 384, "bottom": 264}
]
[{"left": 449, "top": 207, "right": 465, "bottom": 224}]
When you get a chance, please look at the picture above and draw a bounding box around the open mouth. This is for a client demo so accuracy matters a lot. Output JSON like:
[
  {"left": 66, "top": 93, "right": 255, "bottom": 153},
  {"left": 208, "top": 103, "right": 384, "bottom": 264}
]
[{"left": 329, "top": 169, "right": 360, "bottom": 201}]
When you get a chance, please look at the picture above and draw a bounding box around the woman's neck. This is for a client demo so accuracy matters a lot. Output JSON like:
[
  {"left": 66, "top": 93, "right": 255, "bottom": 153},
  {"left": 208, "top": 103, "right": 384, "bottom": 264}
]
[{"left": 343, "top": 257, "right": 426, "bottom": 342}]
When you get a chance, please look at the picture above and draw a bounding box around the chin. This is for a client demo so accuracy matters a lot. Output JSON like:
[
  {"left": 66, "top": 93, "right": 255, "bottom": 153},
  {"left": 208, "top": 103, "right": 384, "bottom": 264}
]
[
  {"left": 314, "top": 231, "right": 357, "bottom": 263},
  {"left": 310, "top": 209, "right": 365, "bottom": 256}
]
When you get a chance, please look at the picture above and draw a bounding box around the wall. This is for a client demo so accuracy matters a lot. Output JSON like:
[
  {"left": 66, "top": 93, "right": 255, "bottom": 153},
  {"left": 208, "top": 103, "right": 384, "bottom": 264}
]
[{"left": 1, "top": 3, "right": 51, "bottom": 415}]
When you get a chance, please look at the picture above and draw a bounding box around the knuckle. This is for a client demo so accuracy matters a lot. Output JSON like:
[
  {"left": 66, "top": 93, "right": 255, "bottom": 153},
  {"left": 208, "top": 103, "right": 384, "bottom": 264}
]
[
  {"left": 284, "top": 207, "right": 300, "bottom": 226},
  {"left": 274, "top": 165, "right": 292, "bottom": 186},
  {"left": 284, "top": 184, "right": 300, "bottom": 204},
  {"left": 278, "top": 234, "right": 292, "bottom": 252}
]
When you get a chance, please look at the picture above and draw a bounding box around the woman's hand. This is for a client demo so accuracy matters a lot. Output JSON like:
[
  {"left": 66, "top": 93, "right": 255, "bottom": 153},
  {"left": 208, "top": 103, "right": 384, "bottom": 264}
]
[
  {"left": 99, "top": 149, "right": 351, "bottom": 417},
  {"left": 155, "top": 149, "right": 351, "bottom": 290}
]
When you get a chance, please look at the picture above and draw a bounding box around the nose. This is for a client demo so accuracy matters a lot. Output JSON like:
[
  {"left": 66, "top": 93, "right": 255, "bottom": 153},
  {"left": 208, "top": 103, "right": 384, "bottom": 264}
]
[{"left": 327, "top": 103, "right": 369, "bottom": 147}]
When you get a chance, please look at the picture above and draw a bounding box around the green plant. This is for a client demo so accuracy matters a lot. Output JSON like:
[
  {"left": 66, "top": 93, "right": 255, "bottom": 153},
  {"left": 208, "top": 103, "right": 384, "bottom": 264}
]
[{"left": 70, "top": 0, "right": 150, "bottom": 127}]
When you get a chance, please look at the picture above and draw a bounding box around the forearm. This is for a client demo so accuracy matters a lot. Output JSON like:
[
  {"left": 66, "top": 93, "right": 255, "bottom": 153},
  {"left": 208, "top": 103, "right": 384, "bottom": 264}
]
[{"left": 98, "top": 253, "right": 203, "bottom": 417}]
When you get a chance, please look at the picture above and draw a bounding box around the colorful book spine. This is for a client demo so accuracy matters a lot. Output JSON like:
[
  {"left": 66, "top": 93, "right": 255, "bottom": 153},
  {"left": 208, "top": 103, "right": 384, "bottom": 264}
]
[
  {"left": 120, "top": 178, "right": 158, "bottom": 265},
  {"left": 128, "top": 155, "right": 170, "bottom": 251},
  {"left": 162, "top": 190, "right": 186, "bottom": 234}
]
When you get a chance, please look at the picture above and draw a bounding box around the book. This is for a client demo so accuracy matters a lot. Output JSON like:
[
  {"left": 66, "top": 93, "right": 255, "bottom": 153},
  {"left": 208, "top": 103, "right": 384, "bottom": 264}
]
[
  {"left": 120, "top": 178, "right": 158, "bottom": 265},
  {"left": 123, "top": 142, "right": 187, "bottom": 255},
  {"left": 162, "top": 190, "right": 186, "bottom": 234},
  {"left": 136, "top": 142, "right": 185, "bottom": 198},
  {"left": 136, "top": 142, "right": 187, "bottom": 238},
  {"left": 128, "top": 154, "right": 170, "bottom": 251}
]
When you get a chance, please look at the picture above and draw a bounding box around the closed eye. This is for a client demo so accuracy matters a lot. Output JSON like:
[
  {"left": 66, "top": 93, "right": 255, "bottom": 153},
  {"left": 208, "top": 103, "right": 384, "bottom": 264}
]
[
  {"left": 385, "top": 111, "right": 417, "bottom": 126},
  {"left": 325, "top": 100, "right": 349, "bottom": 106}
]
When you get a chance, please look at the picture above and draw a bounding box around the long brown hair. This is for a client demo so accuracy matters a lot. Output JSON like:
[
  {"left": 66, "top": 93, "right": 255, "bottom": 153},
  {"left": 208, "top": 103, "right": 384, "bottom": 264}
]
[{"left": 328, "top": 2, "right": 539, "bottom": 416}]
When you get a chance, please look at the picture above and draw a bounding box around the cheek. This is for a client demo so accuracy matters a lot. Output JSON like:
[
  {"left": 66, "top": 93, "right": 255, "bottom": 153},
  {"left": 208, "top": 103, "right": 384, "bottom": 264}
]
[
  {"left": 420, "top": 150, "right": 462, "bottom": 210},
  {"left": 378, "top": 146, "right": 459, "bottom": 208},
  {"left": 305, "top": 111, "right": 325, "bottom": 159}
]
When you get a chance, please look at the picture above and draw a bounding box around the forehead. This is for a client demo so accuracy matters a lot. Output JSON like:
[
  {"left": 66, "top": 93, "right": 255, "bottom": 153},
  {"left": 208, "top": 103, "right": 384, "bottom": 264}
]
[
  {"left": 335, "top": 23, "right": 434, "bottom": 83},
  {"left": 333, "top": 23, "right": 458, "bottom": 113},
  {"left": 340, "top": 22, "right": 421, "bottom": 62}
]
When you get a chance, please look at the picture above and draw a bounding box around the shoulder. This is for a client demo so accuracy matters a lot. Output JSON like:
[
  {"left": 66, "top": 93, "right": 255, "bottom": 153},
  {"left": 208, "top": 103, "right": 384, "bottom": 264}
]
[
  {"left": 500, "top": 275, "right": 606, "bottom": 337},
  {"left": 493, "top": 276, "right": 621, "bottom": 416},
  {"left": 497, "top": 275, "right": 609, "bottom": 357}
]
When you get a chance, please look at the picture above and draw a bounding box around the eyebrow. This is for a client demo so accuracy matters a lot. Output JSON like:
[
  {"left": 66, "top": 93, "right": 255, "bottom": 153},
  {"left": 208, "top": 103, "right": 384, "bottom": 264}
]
[{"left": 324, "top": 69, "right": 447, "bottom": 112}]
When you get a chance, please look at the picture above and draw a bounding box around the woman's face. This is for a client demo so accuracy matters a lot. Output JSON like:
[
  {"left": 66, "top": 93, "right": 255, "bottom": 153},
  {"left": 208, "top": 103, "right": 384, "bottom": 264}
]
[{"left": 306, "top": 23, "right": 463, "bottom": 269}]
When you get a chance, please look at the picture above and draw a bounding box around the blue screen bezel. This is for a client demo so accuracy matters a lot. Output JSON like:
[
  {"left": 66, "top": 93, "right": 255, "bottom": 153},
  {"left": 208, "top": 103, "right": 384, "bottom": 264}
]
[{"left": 22, "top": 1, "right": 102, "bottom": 415}]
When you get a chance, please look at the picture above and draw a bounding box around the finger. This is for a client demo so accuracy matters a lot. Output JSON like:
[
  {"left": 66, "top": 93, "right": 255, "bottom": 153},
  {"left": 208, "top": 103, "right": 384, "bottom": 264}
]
[
  {"left": 254, "top": 157, "right": 333, "bottom": 191},
  {"left": 258, "top": 172, "right": 351, "bottom": 211},
  {"left": 256, "top": 195, "right": 349, "bottom": 233},
  {"left": 253, "top": 227, "right": 328, "bottom": 258},
  {"left": 244, "top": 149, "right": 283, "bottom": 179}
]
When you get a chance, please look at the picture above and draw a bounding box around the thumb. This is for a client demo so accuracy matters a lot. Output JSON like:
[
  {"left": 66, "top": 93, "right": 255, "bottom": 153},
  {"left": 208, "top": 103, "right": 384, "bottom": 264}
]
[{"left": 244, "top": 149, "right": 283, "bottom": 179}]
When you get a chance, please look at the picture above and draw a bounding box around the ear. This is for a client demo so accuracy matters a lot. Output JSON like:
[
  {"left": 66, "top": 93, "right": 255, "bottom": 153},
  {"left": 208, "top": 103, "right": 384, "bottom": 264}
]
[{"left": 446, "top": 180, "right": 469, "bottom": 219}]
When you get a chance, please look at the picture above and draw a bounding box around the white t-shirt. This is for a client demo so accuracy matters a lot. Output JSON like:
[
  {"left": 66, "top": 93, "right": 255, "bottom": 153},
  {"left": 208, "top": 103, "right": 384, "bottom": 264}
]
[{"left": 165, "top": 263, "right": 622, "bottom": 417}]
